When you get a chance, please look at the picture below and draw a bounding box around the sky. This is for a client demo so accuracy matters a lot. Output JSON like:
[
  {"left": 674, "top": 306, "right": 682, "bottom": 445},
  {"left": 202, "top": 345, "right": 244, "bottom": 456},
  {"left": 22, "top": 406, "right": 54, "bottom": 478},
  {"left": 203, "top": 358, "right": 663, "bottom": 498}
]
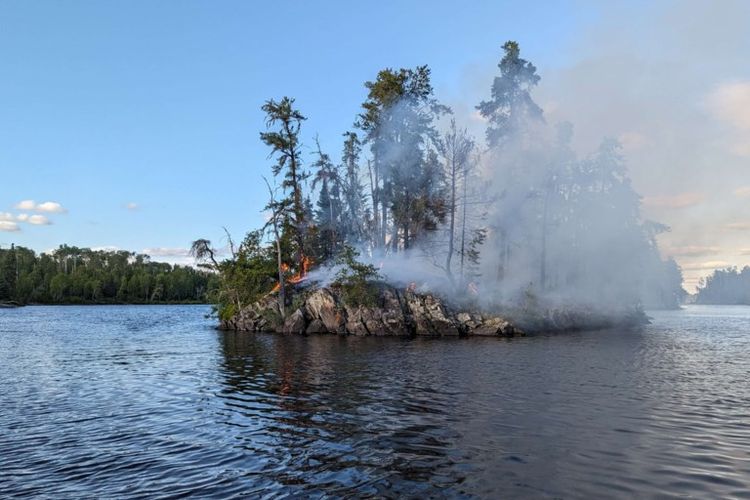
[{"left": 1, "top": 0, "right": 748, "bottom": 291}]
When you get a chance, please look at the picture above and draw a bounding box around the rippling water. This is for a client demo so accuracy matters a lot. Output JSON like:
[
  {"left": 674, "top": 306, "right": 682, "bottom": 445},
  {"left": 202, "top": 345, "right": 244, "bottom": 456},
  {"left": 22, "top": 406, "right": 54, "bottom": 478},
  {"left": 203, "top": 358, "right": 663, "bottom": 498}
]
[{"left": 1, "top": 305, "right": 750, "bottom": 498}]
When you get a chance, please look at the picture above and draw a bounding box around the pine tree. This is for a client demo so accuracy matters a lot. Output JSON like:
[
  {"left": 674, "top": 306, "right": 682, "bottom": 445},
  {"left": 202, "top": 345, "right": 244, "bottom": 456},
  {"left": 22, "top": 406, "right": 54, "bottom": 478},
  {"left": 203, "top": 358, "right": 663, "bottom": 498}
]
[
  {"left": 356, "top": 65, "right": 449, "bottom": 252},
  {"left": 260, "top": 97, "right": 309, "bottom": 276},
  {"left": 340, "top": 131, "right": 367, "bottom": 244},
  {"left": 477, "top": 40, "right": 543, "bottom": 147},
  {"left": 311, "top": 138, "right": 343, "bottom": 260}
]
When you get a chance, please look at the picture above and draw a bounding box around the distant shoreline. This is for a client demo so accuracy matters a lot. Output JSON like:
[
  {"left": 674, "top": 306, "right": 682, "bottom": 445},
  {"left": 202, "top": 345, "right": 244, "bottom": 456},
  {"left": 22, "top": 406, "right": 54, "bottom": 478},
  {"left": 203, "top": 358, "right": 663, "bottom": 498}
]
[{"left": 1, "top": 302, "right": 210, "bottom": 307}]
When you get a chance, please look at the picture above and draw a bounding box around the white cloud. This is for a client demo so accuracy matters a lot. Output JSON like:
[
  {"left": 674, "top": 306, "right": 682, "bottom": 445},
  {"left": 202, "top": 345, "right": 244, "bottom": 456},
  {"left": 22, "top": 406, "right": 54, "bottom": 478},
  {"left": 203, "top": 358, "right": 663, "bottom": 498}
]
[
  {"left": 125, "top": 202, "right": 139, "bottom": 210},
  {"left": 664, "top": 246, "right": 721, "bottom": 257},
  {"left": 27, "top": 214, "right": 51, "bottom": 225},
  {"left": 0, "top": 221, "right": 20, "bottom": 232},
  {"left": 726, "top": 222, "right": 750, "bottom": 231},
  {"left": 734, "top": 186, "right": 750, "bottom": 198},
  {"left": 91, "top": 246, "right": 121, "bottom": 252},
  {"left": 0, "top": 212, "right": 15, "bottom": 222},
  {"left": 14, "top": 200, "right": 36, "bottom": 210},
  {"left": 143, "top": 247, "right": 190, "bottom": 257},
  {"left": 681, "top": 260, "right": 731, "bottom": 271},
  {"left": 709, "top": 81, "right": 750, "bottom": 129},
  {"left": 36, "top": 201, "right": 66, "bottom": 213},
  {"left": 642, "top": 192, "right": 705, "bottom": 209},
  {"left": 707, "top": 81, "right": 750, "bottom": 157},
  {"left": 14, "top": 213, "right": 52, "bottom": 225},
  {"left": 13, "top": 200, "right": 67, "bottom": 213}
]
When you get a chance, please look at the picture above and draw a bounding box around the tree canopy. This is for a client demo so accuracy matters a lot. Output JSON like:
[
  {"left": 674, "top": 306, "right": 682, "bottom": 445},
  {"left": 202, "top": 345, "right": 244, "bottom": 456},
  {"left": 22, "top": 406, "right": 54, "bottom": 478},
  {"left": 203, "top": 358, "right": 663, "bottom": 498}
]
[{"left": 0, "top": 245, "right": 215, "bottom": 305}]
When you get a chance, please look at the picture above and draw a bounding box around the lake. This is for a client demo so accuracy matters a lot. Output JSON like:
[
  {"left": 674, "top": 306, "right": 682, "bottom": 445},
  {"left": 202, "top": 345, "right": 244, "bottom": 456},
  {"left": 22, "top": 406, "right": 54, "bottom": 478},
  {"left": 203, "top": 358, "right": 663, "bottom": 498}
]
[{"left": 1, "top": 305, "right": 749, "bottom": 498}]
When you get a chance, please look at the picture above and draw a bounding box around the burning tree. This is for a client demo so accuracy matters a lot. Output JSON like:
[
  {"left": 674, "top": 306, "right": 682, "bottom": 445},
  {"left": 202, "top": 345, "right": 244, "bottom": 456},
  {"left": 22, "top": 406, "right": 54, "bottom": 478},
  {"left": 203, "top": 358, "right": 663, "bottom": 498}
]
[{"left": 260, "top": 97, "right": 309, "bottom": 280}]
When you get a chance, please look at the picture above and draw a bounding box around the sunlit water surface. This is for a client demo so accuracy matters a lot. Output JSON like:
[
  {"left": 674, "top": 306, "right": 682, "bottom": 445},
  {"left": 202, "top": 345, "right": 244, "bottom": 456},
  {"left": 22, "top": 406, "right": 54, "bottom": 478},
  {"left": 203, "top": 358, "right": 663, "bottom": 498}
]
[{"left": 1, "top": 305, "right": 749, "bottom": 498}]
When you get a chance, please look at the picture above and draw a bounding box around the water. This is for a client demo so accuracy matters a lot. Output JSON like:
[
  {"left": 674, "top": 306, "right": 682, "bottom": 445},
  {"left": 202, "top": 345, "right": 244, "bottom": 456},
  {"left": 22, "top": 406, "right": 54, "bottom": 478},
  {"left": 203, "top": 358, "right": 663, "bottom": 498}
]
[{"left": 1, "top": 305, "right": 749, "bottom": 498}]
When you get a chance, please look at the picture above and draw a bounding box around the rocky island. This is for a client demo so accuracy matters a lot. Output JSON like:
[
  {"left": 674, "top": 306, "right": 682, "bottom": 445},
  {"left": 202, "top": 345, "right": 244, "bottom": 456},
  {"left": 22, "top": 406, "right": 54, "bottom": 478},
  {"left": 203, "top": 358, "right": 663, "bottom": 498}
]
[
  {"left": 220, "top": 282, "right": 648, "bottom": 337},
  {"left": 187, "top": 40, "right": 680, "bottom": 340},
  {"left": 221, "top": 283, "right": 520, "bottom": 336}
]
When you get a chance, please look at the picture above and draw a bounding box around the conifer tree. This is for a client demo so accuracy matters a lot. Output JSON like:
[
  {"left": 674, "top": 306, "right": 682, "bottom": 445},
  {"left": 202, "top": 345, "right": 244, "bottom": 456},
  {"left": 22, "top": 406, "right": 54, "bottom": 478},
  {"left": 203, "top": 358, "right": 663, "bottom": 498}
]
[{"left": 260, "top": 97, "right": 309, "bottom": 275}]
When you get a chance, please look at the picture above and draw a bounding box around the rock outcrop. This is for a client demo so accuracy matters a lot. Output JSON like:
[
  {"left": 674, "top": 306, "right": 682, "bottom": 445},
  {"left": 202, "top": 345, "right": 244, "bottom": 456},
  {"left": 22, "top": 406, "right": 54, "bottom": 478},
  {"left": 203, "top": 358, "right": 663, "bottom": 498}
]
[{"left": 220, "top": 283, "right": 524, "bottom": 338}]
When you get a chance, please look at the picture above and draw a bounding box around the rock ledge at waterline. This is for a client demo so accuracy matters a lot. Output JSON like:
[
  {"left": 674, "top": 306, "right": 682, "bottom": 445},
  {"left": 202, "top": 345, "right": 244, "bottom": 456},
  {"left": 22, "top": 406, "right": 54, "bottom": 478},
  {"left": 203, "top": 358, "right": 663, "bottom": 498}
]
[
  {"left": 219, "top": 283, "right": 649, "bottom": 336},
  {"left": 221, "top": 284, "right": 520, "bottom": 337}
]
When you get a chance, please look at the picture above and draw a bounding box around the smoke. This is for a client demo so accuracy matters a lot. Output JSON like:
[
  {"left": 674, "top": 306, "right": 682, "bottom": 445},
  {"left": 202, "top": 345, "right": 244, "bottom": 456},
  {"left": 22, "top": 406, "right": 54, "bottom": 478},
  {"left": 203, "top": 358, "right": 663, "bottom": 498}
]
[{"left": 354, "top": 72, "right": 684, "bottom": 312}]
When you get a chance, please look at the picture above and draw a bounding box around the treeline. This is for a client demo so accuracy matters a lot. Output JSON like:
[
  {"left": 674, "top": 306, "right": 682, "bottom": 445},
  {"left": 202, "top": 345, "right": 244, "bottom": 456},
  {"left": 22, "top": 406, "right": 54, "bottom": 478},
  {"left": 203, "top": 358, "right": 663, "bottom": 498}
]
[
  {"left": 194, "top": 40, "right": 686, "bottom": 319},
  {"left": 695, "top": 267, "right": 750, "bottom": 305},
  {"left": 0, "top": 244, "right": 216, "bottom": 305}
]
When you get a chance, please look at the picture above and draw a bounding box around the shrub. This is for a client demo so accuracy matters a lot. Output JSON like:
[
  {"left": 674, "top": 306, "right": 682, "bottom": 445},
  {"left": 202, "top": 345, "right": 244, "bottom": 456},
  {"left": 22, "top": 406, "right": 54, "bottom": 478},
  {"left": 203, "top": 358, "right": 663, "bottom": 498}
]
[{"left": 332, "top": 246, "right": 381, "bottom": 307}]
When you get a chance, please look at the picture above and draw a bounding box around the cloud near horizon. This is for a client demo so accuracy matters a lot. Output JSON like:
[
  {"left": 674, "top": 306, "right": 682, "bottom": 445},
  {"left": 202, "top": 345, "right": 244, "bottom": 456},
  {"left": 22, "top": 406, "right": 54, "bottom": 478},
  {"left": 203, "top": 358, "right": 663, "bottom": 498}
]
[
  {"left": 642, "top": 192, "right": 705, "bottom": 209},
  {"left": 0, "top": 221, "right": 20, "bottom": 232},
  {"left": 1, "top": 212, "right": 53, "bottom": 227},
  {"left": 143, "top": 247, "right": 191, "bottom": 257},
  {"left": 22, "top": 214, "right": 52, "bottom": 225},
  {"left": 681, "top": 260, "right": 731, "bottom": 271},
  {"left": 664, "top": 245, "right": 721, "bottom": 258},
  {"left": 13, "top": 200, "right": 67, "bottom": 213},
  {"left": 707, "top": 80, "right": 750, "bottom": 157}
]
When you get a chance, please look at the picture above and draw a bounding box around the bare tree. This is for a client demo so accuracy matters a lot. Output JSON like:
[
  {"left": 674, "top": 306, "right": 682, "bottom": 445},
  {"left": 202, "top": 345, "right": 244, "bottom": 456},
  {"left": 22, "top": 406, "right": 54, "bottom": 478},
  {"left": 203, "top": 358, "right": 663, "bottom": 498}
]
[
  {"left": 190, "top": 239, "right": 219, "bottom": 269},
  {"left": 262, "top": 176, "right": 287, "bottom": 318},
  {"left": 437, "top": 119, "right": 475, "bottom": 283}
]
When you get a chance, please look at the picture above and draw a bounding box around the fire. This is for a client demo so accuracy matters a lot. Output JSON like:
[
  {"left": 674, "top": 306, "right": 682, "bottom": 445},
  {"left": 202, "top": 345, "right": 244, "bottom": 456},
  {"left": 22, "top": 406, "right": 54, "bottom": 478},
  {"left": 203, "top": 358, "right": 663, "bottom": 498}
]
[
  {"left": 271, "top": 256, "right": 311, "bottom": 292},
  {"left": 288, "top": 256, "right": 311, "bottom": 285}
]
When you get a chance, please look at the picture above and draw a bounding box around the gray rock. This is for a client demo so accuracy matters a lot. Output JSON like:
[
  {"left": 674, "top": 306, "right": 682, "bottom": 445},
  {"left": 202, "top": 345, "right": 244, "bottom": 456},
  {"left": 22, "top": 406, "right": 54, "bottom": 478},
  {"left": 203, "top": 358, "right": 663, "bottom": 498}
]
[
  {"left": 305, "top": 318, "right": 328, "bottom": 334},
  {"left": 469, "top": 316, "right": 522, "bottom": 337},
  {"left": 305, "top": 289, "right": 346, "bottom": 333},
  {"left": 403, "top": 291, "right": 460, "bottom": 336},
  {"left": 222, "top": 283, "right": 520, "bottom": 338},
  {"left": 282, "top": 309, "right": 307, "bottom": 334},
  {"left": 456, "top": 312, "right": 472, "bottom": 324}
]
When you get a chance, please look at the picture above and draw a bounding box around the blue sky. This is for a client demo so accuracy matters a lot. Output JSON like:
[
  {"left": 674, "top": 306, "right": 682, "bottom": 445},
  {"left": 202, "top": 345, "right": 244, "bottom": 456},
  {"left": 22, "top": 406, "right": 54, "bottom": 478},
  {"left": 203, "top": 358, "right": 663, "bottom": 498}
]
[{"left": 2, "top": 1, "right": 749, "bottom": 290}]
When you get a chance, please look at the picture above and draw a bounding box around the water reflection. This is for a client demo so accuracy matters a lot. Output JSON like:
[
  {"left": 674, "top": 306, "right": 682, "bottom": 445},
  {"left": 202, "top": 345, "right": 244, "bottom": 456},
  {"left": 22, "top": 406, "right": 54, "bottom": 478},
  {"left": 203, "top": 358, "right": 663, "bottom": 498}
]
[
  {"left": 216, "top": 332, "right": 465, "bottom": 496},
  {"left": 1, "top": 305, "right": 750, "bottom": 498}
]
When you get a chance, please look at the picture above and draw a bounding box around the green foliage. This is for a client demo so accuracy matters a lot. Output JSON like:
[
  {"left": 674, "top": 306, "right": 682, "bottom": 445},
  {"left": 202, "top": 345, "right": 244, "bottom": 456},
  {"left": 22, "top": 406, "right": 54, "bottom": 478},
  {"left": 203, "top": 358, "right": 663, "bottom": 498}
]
[
  {"left": 260, "top": 96, "right": 309, "bottom": 276},
  {"left": 290, "top": 289, "right": 310, "bottom": 313},
  {"left": 0, "top": 245, "right": 212, "bottom": 305},
  {"left": 356, "top": 65, "right": 450, "bottom": 251},
  {"left": 477, "top": 40, "right": 543, "bottom": 146},
  {"left": 340, "top": 131, "right": 366, "bottom": 244},
  {"left": 259, "top": 307, "right": 282, "bottom": 329},
  {"left": 194, "top": 230, "right": 278, "bottom": 319},
  {"left": 311, "top": 138, "right": 345, "bottom": 261},
  {"left": 332, "top": 246, "right": 381, "bottom": 307}
]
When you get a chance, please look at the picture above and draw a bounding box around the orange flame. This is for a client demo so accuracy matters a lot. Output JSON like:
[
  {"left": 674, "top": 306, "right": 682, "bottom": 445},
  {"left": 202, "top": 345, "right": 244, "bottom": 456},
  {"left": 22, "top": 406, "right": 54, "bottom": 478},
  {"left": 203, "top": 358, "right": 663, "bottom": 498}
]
[{"left": 272, "top": 256, "right": 311, "bottom": 292}]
